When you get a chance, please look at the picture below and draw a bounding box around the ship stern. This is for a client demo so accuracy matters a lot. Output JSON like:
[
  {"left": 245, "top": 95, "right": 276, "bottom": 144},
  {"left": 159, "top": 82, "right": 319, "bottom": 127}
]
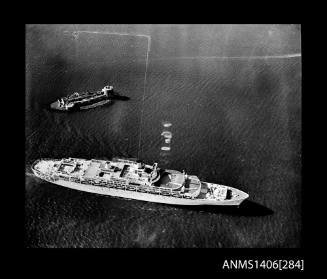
[{"left": 31, "top": 159, "right": 54, "bottom": 178}]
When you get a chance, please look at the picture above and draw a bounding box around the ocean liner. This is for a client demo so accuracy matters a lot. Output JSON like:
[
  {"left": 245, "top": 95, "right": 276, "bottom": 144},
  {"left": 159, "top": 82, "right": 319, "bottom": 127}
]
[
  {"left": 50, "top": 85, "right": 129, "bottom": 111},
  {"left": 31, "top": 157, "right": 249, "bottom": 206}
]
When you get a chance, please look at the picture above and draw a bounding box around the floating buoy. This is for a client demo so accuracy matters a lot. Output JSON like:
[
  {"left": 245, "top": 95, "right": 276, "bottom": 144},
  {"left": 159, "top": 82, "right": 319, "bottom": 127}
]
[
  {"left": 161, "top": 131, "right": 172, "bottom": 138},
  {"left": 162, "top": 121, "right": 172, "bottom": 128}
]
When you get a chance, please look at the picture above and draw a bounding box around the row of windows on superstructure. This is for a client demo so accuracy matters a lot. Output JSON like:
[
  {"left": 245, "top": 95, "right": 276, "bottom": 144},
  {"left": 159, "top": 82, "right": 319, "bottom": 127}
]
[{"left": 52, "top": 175, "right": 194, "bottom": 199}]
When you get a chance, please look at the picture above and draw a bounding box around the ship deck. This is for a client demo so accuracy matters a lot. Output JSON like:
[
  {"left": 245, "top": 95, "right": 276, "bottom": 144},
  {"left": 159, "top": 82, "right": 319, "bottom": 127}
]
[
  {"left": 47, "top": 158, "right": 203, "bottom": 197},
  {"left": 84, "top": 161, "right": 100, "bottom": 177}
]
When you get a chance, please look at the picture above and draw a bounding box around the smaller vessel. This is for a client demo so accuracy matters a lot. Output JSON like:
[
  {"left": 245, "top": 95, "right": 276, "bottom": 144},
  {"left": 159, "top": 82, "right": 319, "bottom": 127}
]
[{"left": 50, "top": 85, "right": 129, "bottom": 111}]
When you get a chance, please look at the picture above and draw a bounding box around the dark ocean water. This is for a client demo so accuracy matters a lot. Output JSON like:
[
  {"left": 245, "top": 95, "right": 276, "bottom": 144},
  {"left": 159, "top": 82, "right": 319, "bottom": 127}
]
[{"left": 25, "top": 24, "right": 301, "bottom": 248}]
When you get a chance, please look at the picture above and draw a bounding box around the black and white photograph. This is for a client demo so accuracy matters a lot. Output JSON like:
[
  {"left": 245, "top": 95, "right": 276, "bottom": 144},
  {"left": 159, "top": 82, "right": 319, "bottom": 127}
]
[{"left": 25, "top": 24, "right": 302, "bottom": 252}]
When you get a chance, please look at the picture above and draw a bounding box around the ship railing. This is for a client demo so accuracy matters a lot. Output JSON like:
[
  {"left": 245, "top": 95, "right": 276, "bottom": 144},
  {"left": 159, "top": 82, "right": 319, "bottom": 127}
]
[
  {"left": 58, "top": 175, "right": 70, "bottom": 181},
  {"left": 36, "top": 172, "right": 57, "bottom": 182},
  {"left": 120, "top": 183, "right": 189, "bottom": 198},
  {"left": 125, "top": 184, "right": 193, "bottom": 199},
  {"left": 112, "top": 158, "right": 138, "bottom": 164},
  {"left": 63, "top": 175, "right": 194, "bottom": 199}
]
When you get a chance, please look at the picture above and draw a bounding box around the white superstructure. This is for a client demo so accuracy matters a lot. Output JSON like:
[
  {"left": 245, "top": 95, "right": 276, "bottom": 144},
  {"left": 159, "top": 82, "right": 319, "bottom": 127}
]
[{"left": 31, "top": 157, "right": 249, "bottom": 206}]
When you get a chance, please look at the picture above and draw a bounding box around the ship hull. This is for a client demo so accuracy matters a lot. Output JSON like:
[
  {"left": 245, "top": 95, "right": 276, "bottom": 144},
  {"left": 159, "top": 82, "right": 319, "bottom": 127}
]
[
  {"left": 50, "top": 99, "right": 111, "bottom": 111},
  {"left": 33, "top": 174, "right": 247, "bottom": 206},
  {"left": 50, "top": 85, "right": 128, "bottom": 111},
  {"left": 79, "top": 99, "right": 111, "bottom": 110}
]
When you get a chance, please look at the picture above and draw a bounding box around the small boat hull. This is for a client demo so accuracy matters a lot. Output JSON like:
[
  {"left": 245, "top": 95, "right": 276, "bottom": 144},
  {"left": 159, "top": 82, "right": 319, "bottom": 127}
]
[{"left": 49, "top": 85, "right": 128, "bottom": 111}]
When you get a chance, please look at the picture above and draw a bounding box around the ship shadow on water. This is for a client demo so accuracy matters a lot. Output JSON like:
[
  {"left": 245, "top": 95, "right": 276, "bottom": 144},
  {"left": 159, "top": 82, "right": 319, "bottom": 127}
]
[{"left": 172, "top": 200, "right": 273, "bottom": 216}]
